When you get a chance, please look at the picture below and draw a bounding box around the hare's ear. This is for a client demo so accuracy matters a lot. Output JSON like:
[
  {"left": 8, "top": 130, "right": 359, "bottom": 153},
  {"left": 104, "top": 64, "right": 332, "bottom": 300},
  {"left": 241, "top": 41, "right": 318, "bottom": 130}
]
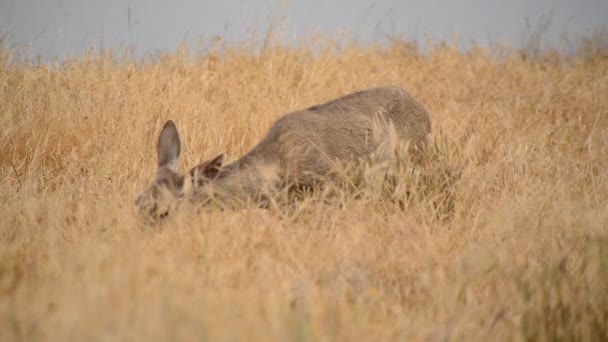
[
  {"left": 157, "top": 120, "right": 181, "bottom": 170},
  {"left": 190, "top": 153, "right": 224, "bottom": 180}
]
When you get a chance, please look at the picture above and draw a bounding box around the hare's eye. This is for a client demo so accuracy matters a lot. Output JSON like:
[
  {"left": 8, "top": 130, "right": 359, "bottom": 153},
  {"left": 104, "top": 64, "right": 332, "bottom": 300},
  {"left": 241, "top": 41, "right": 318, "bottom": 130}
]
[
  {"left": 156, "top": 178, "right": 171, "bottom": 189},
  {"left": 149, "top": 203, "right": 158, "bottom": 216}
]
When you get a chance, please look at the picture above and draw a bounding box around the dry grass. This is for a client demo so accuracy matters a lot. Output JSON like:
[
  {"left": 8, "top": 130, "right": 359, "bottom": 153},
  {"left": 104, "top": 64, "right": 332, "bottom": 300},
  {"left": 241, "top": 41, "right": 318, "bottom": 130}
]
[{"left": 1, "top": 37, "right": 607, "bottom": 341}]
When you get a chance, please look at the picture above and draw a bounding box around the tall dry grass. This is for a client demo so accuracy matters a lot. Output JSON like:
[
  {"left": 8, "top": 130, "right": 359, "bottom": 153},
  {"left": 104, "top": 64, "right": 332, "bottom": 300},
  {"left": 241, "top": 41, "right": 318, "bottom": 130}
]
[{"left": 1, "top": 37, "right": 607, "bottom": 341}]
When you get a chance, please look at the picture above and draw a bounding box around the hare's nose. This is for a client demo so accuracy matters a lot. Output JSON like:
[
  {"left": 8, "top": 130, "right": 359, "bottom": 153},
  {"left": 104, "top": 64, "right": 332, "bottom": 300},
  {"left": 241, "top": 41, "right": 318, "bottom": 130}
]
[{"left": 160, "top": 211, "right": 169, "bottom": 219}]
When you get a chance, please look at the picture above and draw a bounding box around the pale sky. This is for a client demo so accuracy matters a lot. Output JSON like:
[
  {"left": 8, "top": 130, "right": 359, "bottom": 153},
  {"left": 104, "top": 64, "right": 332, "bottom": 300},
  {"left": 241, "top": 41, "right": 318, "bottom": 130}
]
[{"left": 1, "top": 0, "right": 607, "bottom": 59}]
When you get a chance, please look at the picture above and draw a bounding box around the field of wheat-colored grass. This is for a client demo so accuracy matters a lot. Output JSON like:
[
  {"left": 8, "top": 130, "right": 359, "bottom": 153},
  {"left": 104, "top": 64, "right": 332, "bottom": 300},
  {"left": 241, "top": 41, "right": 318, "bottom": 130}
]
[{"left": 1, "top": 36, "right": 607, "bottom": 341}]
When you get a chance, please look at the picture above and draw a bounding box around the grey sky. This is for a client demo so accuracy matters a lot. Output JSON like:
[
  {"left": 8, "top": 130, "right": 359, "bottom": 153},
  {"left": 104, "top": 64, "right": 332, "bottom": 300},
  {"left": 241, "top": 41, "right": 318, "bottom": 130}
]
[{"left": 1, "top": 0, "right": 607, "bottom": 59}]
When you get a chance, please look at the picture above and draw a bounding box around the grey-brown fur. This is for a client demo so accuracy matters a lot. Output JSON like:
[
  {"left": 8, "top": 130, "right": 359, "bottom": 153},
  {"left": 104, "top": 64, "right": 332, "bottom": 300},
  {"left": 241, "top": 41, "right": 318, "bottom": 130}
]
[{"left": 136, "top": 85, "right": 431, "bottom": 218}]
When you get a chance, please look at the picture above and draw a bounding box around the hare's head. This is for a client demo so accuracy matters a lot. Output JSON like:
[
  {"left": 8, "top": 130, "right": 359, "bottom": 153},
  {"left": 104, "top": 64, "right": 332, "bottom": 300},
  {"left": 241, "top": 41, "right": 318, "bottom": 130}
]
[{"left": 135, "top": 120, "right": 224, "bottom": 219}]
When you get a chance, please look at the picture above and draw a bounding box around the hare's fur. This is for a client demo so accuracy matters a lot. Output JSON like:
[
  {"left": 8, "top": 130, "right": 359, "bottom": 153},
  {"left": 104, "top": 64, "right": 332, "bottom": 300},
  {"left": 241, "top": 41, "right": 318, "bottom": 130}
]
[{"left": 136, "top": 86, "right": 431, "bottom": 218}]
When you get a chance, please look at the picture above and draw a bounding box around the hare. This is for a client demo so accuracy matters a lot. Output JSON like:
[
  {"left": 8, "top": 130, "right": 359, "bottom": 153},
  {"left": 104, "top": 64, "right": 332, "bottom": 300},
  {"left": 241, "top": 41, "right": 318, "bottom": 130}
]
[{"left": 135, "top": 85, "right": 431, "bottom": 218}]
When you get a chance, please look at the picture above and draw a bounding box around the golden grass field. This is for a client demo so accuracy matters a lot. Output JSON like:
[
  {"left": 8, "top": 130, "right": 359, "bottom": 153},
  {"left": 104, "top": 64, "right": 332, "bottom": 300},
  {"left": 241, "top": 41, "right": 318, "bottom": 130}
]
[{"left": 1, "top": 37, "right": 607, "bottom": 341}]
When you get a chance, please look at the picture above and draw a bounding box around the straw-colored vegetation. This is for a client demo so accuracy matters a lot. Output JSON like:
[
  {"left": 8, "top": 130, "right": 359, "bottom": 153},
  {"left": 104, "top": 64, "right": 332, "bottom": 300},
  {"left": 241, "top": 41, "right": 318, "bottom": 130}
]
[{"left": 1, "top": 36, "right": 607, "bottom": 341}]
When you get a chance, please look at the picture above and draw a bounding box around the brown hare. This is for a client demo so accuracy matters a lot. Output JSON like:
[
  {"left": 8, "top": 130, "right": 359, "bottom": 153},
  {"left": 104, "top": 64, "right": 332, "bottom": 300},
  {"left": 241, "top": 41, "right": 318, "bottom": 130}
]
[{"left": 135, "top": 85, "right": 431, "bottom": 218}]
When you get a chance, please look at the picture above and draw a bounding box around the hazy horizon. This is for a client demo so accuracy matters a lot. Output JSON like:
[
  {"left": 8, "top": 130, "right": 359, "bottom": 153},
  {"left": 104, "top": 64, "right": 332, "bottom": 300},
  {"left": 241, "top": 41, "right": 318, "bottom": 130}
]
[{"left": 2, "top": 0, "right": 607, "bottom": 60}]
